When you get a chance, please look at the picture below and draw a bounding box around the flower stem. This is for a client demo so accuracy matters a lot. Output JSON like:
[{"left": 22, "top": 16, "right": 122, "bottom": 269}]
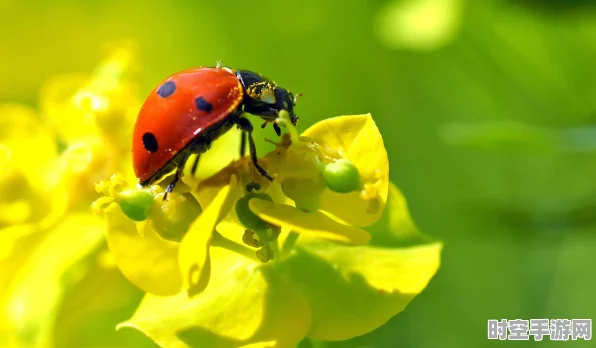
[
  {"left": 270, "top": 239, "right": 281, "bottom": 260},
  {"left": 276, "top": 110, "right": 300, "bottom": 145},
  {"left": 211, "top": 232, "right": 260, "bottom": 262},
  {"left": 281, "top": 231, "right": 300, "bottom": 257}
]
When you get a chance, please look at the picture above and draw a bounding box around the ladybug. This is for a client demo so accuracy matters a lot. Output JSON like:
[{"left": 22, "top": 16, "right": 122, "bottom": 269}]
[{"left": 132, "top": 66, "right": 299, "bottom": 199}]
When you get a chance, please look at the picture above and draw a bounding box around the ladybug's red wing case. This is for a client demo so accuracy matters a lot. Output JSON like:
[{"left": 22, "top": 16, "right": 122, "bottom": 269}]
[{"left": 132, "top": 67, "right": 243, "bottom": 184}]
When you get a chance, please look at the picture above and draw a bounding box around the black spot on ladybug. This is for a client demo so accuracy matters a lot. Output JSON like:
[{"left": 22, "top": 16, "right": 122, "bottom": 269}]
[
  {"left": 142, "top": 132, "right": 159, "bottom": 152},
  {"left": 195, "top": 97, "right": 213, "bottom": 112},
  {"left": 157, "top": 81, "right": 176, "bottom": 98}
]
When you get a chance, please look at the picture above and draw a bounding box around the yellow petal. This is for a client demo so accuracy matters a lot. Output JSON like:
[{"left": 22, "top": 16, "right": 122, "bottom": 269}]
[
  {"left": 0, "top": 224, "right": 40, "bottom": 299},
  {"left": 249, "top": 199, "right": 370, "bottom": 245},
  {"left": 286, "top": 240, "right": 442, "bottom": 340},
  {"left": 119, "top": 247, "right": 311, "bottom": 348},
  {"left": 0, "top": 104, "right": 57, "bottom": 188},
  {"left": 0, "top": 213, "right": 104, "bottom": 347},
  {"left": 51, "top": 258, "right": 146, "bottom": 348},
  {"left": 216, "top": 219, "right": 247, "bottom": 245},
  {"left": 104, "top": 204, "right": 182, "bottom": 296},
  {"left": 50, "top": 138, "right": 117, "bottom": 209},
  {"left": 265, "top": 144, "right": 321, "bottom": 184},
  {"left": 39, "top": 74, "right": 97, "bottom": 144},
  {"left": 301, "top": 114, "right": 389, "bottom": 227},
  {"left": 39, "top": 48, "right": 139, "bottom": 149},
  {"left": 0, "top": 146, "right": 40, "bottom": 225},
  {"left": 239, "top": 341, "right": 277, "bottom": 348},
  {"left": 179, "top": 177, "right": 240, "bottom": 296}
]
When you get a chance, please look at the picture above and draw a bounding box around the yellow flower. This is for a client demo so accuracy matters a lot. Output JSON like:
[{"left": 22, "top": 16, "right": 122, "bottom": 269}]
[
  {"left": 0, "top": 45, "right": 144, "bottom": 347},
  {"left": 96, "top": 111, "right": 442, "bottom": 347},
  {"left": 0, "top": 104, "right": 57, "bottom": 226}
]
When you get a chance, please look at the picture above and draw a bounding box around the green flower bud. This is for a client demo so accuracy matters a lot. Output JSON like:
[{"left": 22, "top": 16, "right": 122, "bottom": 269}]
[
  {"left": 235, "top": 192, "right": 273, "bottom": 231},
  {"left": 322, "top": 158, "right": 361, "bottom": 193},
  {"left": 115, "top": 189, "right": 154, "bottom": 221},
  {"left": 150, "top": 192, "right": 202, "bottom": 242}
]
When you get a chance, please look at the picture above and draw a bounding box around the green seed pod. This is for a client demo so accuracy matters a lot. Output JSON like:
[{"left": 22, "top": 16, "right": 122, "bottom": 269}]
[
  {"left": 322, "top": 158, "right": 361, "bottom": 193},
  {"left": 115, "top": 189, "right": 155, "bottom": 222},
  {"left": 149, "top": 192, "right": 202, "bottom": 242}
]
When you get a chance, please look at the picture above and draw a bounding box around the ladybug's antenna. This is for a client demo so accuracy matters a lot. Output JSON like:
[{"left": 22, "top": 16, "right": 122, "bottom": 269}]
[{"left": 293, "top": 92, "right": 303, "bottom": 105}]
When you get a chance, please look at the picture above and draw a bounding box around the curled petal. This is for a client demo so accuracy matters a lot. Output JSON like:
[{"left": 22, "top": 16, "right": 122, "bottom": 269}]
[
  {"left": 104, "top": 204, "right": 182, "bottom": 296},
  {"left": 179, "top": 177, "right": 240, "bottom": 296},
  {"left": 249, "top": 199, "right": 370, "bottom": 245}
]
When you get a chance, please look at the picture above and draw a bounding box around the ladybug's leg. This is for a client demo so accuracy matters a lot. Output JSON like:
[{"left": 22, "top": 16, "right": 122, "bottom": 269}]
[
  {"left": 164, "top": 152, "right": 190, "bottom": 200},
  {"left": 190, "top": 154, "right": 201, "bottom": 176},
  {"left": 240, "top": 131, "right": 247, "bottom": 157},
  {"left": 164, "top": 172, "right": 181, "bottom": 200},
  {"left": 242, "top": 104, "right": 282, "bottom": 136},
  {"left": 273, "top": 123, "right": 282, "bottom": 136},
  {"left": 259, "top": 119, "right": 281, "bottom": 136},
  {"left": 236, "top": 117, "right": 274, "bottom": 181}
]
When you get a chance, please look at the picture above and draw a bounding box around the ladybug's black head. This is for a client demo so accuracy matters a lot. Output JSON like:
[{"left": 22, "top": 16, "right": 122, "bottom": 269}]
[
  {"left": 235, "top": 69, "right": 299, "bottom": 126},
  {"left": 276, "top": 87, "right": 299, "bottom": 126}
]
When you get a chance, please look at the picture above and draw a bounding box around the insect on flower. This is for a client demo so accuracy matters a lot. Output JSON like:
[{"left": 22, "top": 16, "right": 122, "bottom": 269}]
[{"left": 132, "top": 67, "right": 301, "bottom": 199}]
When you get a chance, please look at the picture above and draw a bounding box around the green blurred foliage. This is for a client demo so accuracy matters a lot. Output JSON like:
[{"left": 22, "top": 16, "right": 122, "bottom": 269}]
[{"left": 2, "top": 0, "right": 596, "bottom": 346}]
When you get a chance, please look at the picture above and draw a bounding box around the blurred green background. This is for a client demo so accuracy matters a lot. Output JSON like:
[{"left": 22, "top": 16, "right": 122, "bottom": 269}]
[{"left": 2, "top": 0, "right": 596, "bottom": 346}]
